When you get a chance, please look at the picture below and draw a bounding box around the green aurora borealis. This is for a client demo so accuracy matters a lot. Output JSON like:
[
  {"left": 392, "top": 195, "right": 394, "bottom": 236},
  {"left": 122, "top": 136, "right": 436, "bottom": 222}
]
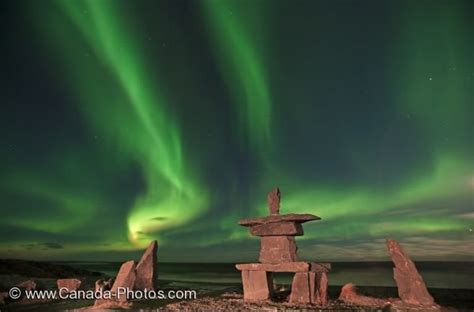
[{"left": 0, "top": 0, "right": 473, "bottom": 262}]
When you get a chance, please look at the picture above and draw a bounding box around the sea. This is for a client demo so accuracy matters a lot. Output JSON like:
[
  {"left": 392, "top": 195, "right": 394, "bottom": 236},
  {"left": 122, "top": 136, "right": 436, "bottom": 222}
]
[{"left": 64, "top": 261, "right": 474, "bottom": 290}]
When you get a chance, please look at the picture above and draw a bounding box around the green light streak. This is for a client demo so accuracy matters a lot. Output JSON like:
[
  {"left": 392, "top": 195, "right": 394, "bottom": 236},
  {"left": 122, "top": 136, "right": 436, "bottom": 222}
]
[
  {"left": 223, "top": 2, "right": 474, "bottom": 244},
  {"left": 202, "top": 0, "right": 272, "bottom": 153},
  {"left": 4, "top": 173, "right": 99, "bottom": 233},
  {"left": 227, "top": 153, "right": 471, "bottom": 242},
  {"left": 52, "top": 1, "right": 208, "bottom": 247}
]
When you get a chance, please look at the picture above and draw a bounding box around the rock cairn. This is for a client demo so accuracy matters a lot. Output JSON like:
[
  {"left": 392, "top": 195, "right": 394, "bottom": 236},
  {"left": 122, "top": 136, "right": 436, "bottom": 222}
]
[{"left": 236, "top": 188, "right": 331, "bottom": 305}]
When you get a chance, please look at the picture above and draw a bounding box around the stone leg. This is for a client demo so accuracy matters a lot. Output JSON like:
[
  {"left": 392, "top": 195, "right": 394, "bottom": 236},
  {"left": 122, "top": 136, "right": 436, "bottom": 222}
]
[
  {"left": 314, "top": 272, "right": 328, "bottom": 305},
  {"left": 289, "top": 272, "right": 311, "bottom": 304},
  {"left": 309, "top": 272, "right": 316, "bottom": 303},
  {"left": 241, "top": 270, "right": 273, "bottom": 301}
]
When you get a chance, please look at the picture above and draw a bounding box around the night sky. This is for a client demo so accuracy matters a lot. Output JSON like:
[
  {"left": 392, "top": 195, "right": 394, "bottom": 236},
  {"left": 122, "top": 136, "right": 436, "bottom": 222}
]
[{"left": 1, "top": 0, "right": 473, "bottom": 262}]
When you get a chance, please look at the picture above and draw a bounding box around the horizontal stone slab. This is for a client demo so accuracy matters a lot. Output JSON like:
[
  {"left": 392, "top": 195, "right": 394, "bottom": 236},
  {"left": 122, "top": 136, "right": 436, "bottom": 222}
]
[
  {"left": 239, "top": 213, "right": 320, "bottom": 226},
  {"left": 236, "top": 262, "right": 331, "bottom": 273},
  {"left": 250, "top": 222, "right": 304, "bottom": 236}
]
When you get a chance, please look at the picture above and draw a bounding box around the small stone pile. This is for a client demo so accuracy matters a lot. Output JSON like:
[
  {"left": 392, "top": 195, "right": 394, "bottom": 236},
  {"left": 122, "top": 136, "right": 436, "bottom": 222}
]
[{"left": 236, "top": 188, "right": 330, "bottom": 305}]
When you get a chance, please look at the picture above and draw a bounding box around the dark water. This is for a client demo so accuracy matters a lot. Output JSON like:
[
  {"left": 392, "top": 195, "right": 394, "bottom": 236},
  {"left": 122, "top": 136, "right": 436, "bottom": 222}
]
[{"left": 64, "top": 261, "right": 474, "bottom": 290}]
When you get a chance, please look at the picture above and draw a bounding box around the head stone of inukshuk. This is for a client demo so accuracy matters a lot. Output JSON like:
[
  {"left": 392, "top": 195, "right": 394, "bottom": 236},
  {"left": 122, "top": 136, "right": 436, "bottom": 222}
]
[{"left": 267, "top": 187, "right": 281, "bottom": 215}]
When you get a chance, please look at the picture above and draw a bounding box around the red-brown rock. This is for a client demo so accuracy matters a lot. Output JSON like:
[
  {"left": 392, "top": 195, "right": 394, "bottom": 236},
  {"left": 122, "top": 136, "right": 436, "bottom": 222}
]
[
  {"left": 309, "top": 272, "right": 317, "bottom": 304},
  {"left": 57, "top": 278, "right": 82, "bottom": 293},
  {"left": 134, "top": 240, "right": 158, "bottom": 291},
  {"left": 339, "top": 283, "right": 387, "bottom": 306},
  {"left": 250, "top": 222, "right": 303, "bottom": 236},
  {"left": 95, "top": 262, "right": 136, "bottom": 306},
  {"left": 236, "top": 262, "right": 331, "bottom": 273},
  {"left": 289, "top": 272, "right": 311, "bottom": 304},
  {"left": 237, "top": 262, "right": 309, "bottom": 272},
  {"left": 386, "top": 239, "right": 435, "bottom": 306},
  {"left": 239, "top": 213, "right": 320, "bottom": 226},
  {"left": 112, "top": 261, "right": 136, "bottom": 292},
  {"left": 259, "top": 236, "right": 297, "bottom": 263},
  {"left": 241, "top": 270, "right": 273, "bottom": 301},
  {"left": 110, "top": 260, "right": 136, "bottom": 302},
  {"left": 313, "top": 272, "right": 328, "bottom": 305},
  {"left": 267, "top": 188, "right": 281, "bottom": 215}
]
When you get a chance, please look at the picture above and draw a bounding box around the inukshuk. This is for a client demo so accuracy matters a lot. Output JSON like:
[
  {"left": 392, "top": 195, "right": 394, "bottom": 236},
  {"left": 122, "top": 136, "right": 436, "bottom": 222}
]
[{"left": 236, "top": 188, "right": 331, "bottom": 305}]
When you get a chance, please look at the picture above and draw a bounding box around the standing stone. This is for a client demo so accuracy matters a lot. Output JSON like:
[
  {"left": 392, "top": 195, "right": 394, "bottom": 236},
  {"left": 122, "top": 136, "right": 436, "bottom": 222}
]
[
  {"left": 241, "top": 270, "right": 273, "bottom": 300},
  {"left": 95, "top": 262, "right": 135, "bottom": 308},
  {"left": 309, "top": 272, "right": 316, "bottom": 304},
  {"left": 386, "top": 239, "right": 435, "bottom": 305},
  {"left": 134, "top": 240, "right": 158, "bottom": 290},
  {"left": 289, "top": 272, "right": 311, "bottom": 304},
  {"left": 259, "top": 236, "right": 297, "bottom": 263},
  {"left": 110, "top": 260, "right": 137, "bottom": 302},
  {"left": 314, "top": 272, "right": 328, "bottom": 305},
  {"left": 57, "top": 278, "right": 82, "bottom": 292},
  {"left": 267, "top": 188, "right": 281, "bottom": 215}
]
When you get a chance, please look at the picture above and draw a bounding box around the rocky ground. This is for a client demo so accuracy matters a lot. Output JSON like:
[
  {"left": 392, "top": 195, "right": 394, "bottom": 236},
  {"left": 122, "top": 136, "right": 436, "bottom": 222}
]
[
  {"left": 163, "top": 292, "right": 390, "bottom": 312},
  {"left": 0, "top": 259, "right": 473, "bottom": 311}
]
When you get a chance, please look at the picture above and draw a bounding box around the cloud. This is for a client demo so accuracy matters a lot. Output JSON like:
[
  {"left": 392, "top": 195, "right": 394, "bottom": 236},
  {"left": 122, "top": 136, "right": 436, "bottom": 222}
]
[{"left": 21, "top": 242, "right": 64, "bottom": 250}]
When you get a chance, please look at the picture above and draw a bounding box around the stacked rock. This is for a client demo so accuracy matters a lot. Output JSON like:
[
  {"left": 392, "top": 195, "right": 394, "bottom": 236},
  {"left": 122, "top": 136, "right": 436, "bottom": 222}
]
[{"left": 236, "top": 188, "right": 331, "bottom": 305}]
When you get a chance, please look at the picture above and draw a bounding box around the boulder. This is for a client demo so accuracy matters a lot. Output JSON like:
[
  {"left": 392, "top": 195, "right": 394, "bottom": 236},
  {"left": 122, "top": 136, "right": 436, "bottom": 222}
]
[
  {"left": 241, "top": 270, "right": 273, "bottom": 301},
  {"left": 134, "top": 240, "right": 158, "bottom": 291},
  {"left": 386, "top": 239, "right": 435, "bottom": 306},
  {"left": 259, "top": 236, "right": 297, "bottom": 263},
  {"left": 57, "top": 278, "right": 81, "bottom": 293},
  {"left": 339, "top": 283, "right": 387, "bottom": 306}
]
